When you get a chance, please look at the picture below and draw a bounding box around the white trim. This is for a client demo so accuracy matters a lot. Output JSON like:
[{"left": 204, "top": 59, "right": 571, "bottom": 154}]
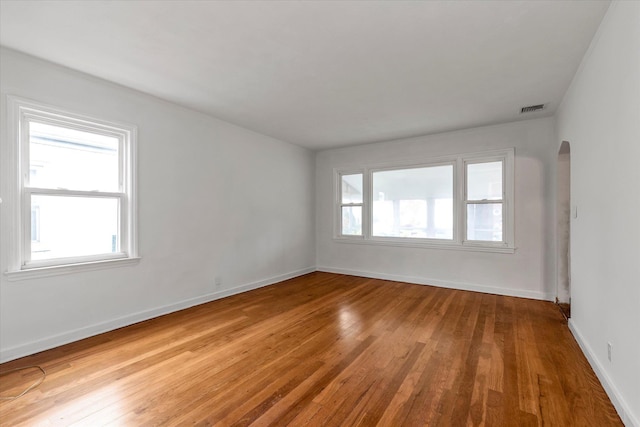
[
  {"left": 22, "top": 251, "right": 129, "bottom": 270},
  {"left": 568, "top": 320, "right": 639, "bottom": 427},
  {"left": 5, "top": 95, "right": 23, "bottom": 274},
  {"left": 8, "top": 95, "right": 137, "bottom": 136},
  {"left": 126, "top": 125, "right": 138, "bottom": 260},
  {"left": 4, "top": 256, "right": 141, "bottom": 281},
  {"left": 333, "top": 236, "right": 516, "bottom": 253},
  {"left": 0, "top": 266, "right": 315, "bottom": 363},
  {"left": 24, "top": 187, "right": 125, "bottom": 198},
  {"left": 369, "top": 159, "right": 455, "bottom": 173},
  {"left": 316, "top": 266, "right": 552, "bottom": 301}
]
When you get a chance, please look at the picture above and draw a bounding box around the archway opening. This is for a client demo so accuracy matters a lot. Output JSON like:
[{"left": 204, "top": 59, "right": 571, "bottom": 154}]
[{"left": 557, "top": 141, "right": 571, "bottom": 319}]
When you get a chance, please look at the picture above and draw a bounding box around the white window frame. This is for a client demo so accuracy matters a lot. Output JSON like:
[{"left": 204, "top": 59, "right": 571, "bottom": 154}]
[
  {"left": 336, "top": 170, "right": 365, "bottom": 238},
  {"left": 4, "top": 96, "right": 139, "bottom": 280},
  {"left": 333, "top": 148, "right": 515, "bottom": 253},
  {"left": 462, "top": 153, "right": 513, "bottom": 249}
]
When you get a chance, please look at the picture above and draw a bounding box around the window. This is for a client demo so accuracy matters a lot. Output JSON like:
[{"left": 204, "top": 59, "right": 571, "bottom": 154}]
[
  {"left": 465, "top": 160, "right": 504, "bottom": 242},
  {"left": 6, "top": 97, "right": 138, "bottom": 276},
  {"left": 335, "top": 149, "right": 514, "bottom": 252},
  {"left": 372, "top": 164, "right": 453, "bottom": 239},
  {"left": 339, "top": 173, "right": 363, "bottom": 236}
]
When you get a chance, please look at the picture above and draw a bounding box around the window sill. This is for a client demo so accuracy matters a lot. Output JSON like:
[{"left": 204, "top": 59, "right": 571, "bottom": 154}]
[
  {"left": 333, "top": 237, "right": 515, "bottom": 254},
  {"left": 4, "top": 257, "right": 141, "bottom": 281}
]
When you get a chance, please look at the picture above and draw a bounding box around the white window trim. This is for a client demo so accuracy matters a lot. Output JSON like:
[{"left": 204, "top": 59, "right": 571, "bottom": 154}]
[
  {"left": 333, "top": 148, "right": 515, "bottom": 253},
  {"left": 4, "top": 96, "right": 140, "bottom": 281}
]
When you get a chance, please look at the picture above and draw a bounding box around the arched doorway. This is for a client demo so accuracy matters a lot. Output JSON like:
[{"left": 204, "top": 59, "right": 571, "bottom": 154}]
[{"left": 557, "top": 141, "right": 571, "bottom": 319}]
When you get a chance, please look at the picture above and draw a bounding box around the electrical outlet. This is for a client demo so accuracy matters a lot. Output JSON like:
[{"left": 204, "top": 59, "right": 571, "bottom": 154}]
[
  {"left": 214, "top": 276, "right": 222, "bottom": 287},
  {"left": 607, "top": 342, "right": 613, "bottom": 362}
]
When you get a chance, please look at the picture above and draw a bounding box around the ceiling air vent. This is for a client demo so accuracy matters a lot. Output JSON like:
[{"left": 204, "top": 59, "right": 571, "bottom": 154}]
[{"left": 520, "top": 104, "right": 545, "bottom": 114}]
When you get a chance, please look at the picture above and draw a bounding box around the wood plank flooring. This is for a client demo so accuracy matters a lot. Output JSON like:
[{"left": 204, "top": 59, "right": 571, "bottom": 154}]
[{"left": 0, "top": 272, "right": 621, "bottom": 426}]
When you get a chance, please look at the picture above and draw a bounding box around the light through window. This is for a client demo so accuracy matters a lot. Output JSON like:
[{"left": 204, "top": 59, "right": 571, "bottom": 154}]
[
  {"left": 29, "top": 122, "right": 120, "bottom": 192},
  {"left": 372, "top": 165, "right": 453, "bottom": 239}
]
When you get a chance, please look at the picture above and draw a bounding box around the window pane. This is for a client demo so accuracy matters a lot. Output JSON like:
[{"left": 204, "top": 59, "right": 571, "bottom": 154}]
[
  {"left": 341, "top": 174, "right": 363, "bottom": 204},
  {"left": 467, "top": 161, "right": 502, "bottom": 201},
  {"left": 29, "top": 121, "right": 119, "bottom": 192},
  {"left": 31, "top": 195, "right": 119, "bottom": 261},
  {"left": 467, "top": 203, "right": 503, "bottom": 242},
  {"left": 372, "top": 165, "right": 453, "bottom": 239},
  {"left": 31, "top": 206, "right": 40, "bottom": 242},
  {"left": 341, "top": 206, "right": 362, "bottom": 236}
]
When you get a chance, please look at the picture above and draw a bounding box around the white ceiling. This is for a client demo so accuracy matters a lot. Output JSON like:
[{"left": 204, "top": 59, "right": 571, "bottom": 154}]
[{"left": 0, "top": 1, "right": 610, "bottom": 150}]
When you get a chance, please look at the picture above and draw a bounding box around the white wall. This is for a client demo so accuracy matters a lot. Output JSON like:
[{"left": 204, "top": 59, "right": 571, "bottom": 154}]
[
  {"left": 555, "top": 2, "right": 640, "bottom": 425},
  {"left": 316, "top": 118, "right": 556, "bottom": 301},
  {"left": 0, "top": 48, "right": 316, "bottom": 362}
]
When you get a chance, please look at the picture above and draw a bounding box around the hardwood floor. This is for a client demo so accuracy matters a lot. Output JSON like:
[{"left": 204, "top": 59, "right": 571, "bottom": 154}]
[{"left": 0, "top": 272, "right": 621, "bottom": 426}]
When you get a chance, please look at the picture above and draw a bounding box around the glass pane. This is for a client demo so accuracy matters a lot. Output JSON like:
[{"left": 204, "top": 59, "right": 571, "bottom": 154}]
[
  {"left": 467, "top": 161, "right": 502, "bottom": 201},
  {"left": 341, "top": 206, "right": 362, "bottom": 236},
  {"left": 341, "top": 174, "right": 363, "bottom": 204},
  {"left": 467, "top": 203, "right": 503, "bottom": 242},
  {"left": 31, "top": 195, "right": 119, "bottom": 261},
  {"left": 29, "top": 121, "right": 120, "bottom": 192},
  {"left": 372, "top": 165, "right": 453, "bottom": 239}
]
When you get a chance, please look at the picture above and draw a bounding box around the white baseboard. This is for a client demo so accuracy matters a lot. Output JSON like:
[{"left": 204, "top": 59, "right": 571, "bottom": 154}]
[
  {"left": 569, "top": 320, "right": 639, "bottom": 427},
  {"left": 317, "top": 266, "right": 555, "bottom": 301},
  {"left": 0, "top": 267, "right": 315, "bottom": 364}
]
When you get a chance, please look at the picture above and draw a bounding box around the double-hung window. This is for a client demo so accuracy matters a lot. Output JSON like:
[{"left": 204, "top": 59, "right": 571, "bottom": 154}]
[
  {"left": 335, "top": 149, "right": 514, "bottom": 252},
  {"left": 339, "top": 173, "right": 364, "bottom": 236},
  {"left": 464, "top": 160, "right": 504, "bottom": 243},
  {"left": 6, "top": 97, "right": 138, "bottom": 277}
]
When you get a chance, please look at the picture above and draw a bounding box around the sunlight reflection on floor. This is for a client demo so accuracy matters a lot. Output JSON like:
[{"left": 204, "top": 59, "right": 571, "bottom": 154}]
[{"left": 45, "top": 383, "right": 124, "bottom": 426}]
